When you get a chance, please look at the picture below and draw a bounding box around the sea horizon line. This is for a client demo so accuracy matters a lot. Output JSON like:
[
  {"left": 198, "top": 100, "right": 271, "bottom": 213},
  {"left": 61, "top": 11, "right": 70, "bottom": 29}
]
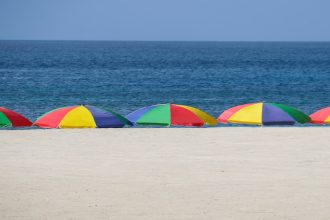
[{"left": 0, "top": 39, "right": 330, "bottom": 43}]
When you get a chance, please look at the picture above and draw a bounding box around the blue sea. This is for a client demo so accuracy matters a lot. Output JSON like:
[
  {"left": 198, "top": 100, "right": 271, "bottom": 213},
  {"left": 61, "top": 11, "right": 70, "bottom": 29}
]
[{"left": 0, "top": 41, "right": 330, "bottom": 124}]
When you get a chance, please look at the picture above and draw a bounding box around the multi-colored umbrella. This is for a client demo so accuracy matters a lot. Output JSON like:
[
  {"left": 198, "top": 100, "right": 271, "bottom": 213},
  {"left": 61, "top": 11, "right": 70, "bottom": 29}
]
[
  {"left": 34, "top": 105, "right": 132, "bottom": 128},
  {"left": 309, "top": 107, "right": 330, "bottom": 124},
  {"left": 218, "top": 102, "right": 310, "bottom": 125},
  {"left": 0, "top": 107, "right": 32, "bottom": 127},
  {"left": 126, "top": 104, "right": 217, "bottom": 127}
]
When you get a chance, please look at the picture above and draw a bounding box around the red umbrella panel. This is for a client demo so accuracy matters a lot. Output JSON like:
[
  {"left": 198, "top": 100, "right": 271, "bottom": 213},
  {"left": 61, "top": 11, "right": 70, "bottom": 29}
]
[
  {"left": 0, "top": 107, "right": 32, "bottom": 127},
  {"left": 309, "top": 107, "right": 330, "bottom": 124}
]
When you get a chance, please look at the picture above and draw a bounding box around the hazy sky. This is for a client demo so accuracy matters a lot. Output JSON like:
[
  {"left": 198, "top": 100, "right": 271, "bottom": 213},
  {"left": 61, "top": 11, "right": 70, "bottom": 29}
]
[{"left": 0, "top": 0, "right": 329, "bottom": 41}]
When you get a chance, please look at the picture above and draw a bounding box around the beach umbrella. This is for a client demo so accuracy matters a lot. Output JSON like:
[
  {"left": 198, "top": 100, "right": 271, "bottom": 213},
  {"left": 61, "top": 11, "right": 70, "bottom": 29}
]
[
  {"left": 0, "top": 107, "right": 32, "bottom": 127},
  {"left": 309, "top": 107, "right": 330, "bottom": 124},
  {"left": 218, "top": 102, "right": 310, "bottom": 125},
  {"left": 34, "top": 105, "right": 132, "bottom": 128},
  {"left": 126, "top": 104, "right": 218, "bottom": 127}
]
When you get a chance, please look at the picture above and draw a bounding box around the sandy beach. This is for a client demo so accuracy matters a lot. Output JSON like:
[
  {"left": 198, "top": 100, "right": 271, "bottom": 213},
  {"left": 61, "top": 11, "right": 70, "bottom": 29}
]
[{"left": 1, "top": 127, "right": 330, "bottom": 219}]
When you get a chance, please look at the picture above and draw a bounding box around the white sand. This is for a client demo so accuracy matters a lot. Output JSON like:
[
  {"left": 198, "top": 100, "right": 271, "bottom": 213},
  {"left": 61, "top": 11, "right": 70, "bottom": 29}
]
[{"left": 0, "top": 128, "right": 330, "bottom": 220}]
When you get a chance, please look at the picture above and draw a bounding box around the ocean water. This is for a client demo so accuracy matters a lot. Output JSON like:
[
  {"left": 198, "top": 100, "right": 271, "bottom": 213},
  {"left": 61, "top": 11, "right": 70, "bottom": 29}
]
[{"left": 0, "top": 40, "right": 330, "bottom": 124}]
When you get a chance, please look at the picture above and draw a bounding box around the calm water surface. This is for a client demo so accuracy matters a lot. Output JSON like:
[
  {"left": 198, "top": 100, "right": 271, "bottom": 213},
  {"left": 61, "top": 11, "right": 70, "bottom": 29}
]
[{"left": 0, "top": 41, "right": 329, "bottom": 124}]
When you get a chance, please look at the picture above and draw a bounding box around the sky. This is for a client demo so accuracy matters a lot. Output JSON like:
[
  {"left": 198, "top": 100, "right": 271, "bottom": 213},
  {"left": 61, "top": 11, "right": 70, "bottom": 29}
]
[{"left": 0, "top": 0, "right": 329, "bottom": 41}]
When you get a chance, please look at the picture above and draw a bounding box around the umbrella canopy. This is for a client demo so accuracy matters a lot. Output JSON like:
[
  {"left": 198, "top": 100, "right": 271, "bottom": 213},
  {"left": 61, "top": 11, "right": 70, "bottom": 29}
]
[
  {"left": 126, "top": 104, "right": 217, "bottom": 127},
  {"left": 34, "top": 105, "right": 132, "bottom": 128},
  {"left": 0, "top": 107, "right": 32, "bottom": 127},
  {"left": 309, "top": 107, "right": 330, "bottom": 124},
  {"left": 218, "top": 102, "right": 310, "bottom": 125}
]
